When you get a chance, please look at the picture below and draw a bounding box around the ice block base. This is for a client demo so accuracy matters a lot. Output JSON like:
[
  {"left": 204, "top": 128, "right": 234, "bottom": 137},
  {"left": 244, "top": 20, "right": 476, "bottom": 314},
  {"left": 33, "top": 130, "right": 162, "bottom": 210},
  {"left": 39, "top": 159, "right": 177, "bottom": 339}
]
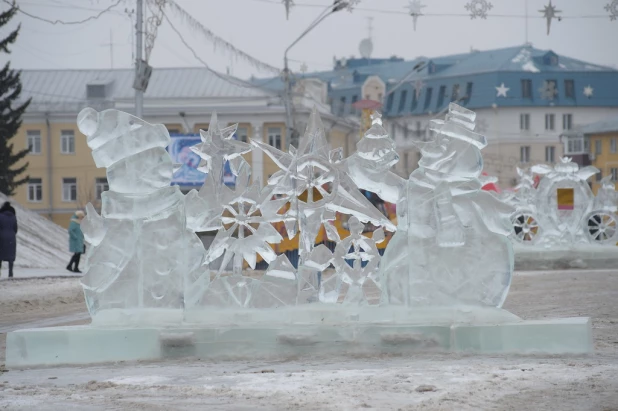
[{"left": 6, "top": 306, "right": 593, "bottom": 368}]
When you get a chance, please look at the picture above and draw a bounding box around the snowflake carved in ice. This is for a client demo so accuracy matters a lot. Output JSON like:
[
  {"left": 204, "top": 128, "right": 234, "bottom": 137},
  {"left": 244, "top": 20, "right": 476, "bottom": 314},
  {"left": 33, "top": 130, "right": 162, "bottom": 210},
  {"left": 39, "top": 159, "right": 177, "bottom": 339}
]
[
  {"left": 605, "top": 0, "right": 618, "bottom": 21},
  {"left": 538, "top": 80, "right": 558, "bottom": 100},
  {"left": 204, "top": 174, "right": 284, "bottom": 274},
  {"left": 465, "top": 0, "right": 493, "bottom": 19},
  {"left": 332, "top": 216, "right": 385, "bottom": 305}
]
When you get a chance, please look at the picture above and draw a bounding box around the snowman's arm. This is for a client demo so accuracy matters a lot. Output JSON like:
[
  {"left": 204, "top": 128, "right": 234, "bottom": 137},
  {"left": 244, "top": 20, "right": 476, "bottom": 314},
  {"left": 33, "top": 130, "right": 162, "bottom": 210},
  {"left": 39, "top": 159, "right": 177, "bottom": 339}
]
[{"left": 346, "top": 156, "right": 404, "bottom": 204}]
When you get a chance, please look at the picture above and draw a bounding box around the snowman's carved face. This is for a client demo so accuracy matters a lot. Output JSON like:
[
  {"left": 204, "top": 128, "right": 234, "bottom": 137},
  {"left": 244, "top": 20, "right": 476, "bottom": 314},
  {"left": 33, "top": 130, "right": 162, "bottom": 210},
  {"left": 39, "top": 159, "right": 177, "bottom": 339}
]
[{"left": 418, "top": 136, "right": 483, "bottom": 178}]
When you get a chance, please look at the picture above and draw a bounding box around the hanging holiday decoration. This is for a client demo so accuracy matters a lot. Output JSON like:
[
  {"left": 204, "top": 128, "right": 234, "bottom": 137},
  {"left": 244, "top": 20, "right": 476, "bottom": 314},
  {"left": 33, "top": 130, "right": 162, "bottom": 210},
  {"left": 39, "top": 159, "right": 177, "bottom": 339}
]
[
  {"left": 406, "top": 0, "right": 426, "bottom": 31},
  {"left": 300, "top": 62, "right": 308, "bottom": 74},
  {"left": 606, "top": 0, "right": 618, "bottom": 21},
  {"left": 539, "top": 0, "right": 561, "bottom": 35},
  {"left": 538, "top": 80, "right": 559, "bottom": 100},
  {"left": 465, "top": 0, "right": 493, "bottom": 19},
  {"left": 583, "top": 85, "right": 594, "bottom": 98},
  {"left": 282, "top": 0, "right": 294, "bottom": 20},
  {"left": 145, "top": 0, "right": 165, "bottom": 62},
  {"left": 495, "top": 83, "right": 510, "bottom": 98}
]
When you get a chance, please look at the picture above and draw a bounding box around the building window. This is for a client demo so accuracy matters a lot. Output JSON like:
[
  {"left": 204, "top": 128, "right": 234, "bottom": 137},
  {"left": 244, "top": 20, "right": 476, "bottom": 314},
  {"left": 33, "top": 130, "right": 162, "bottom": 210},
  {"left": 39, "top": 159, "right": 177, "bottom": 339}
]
[
  {"left": 595, "top": 140, "right": 602, "bottom": 155},
  {"left": 564, "top": 80, "right": 575, "bottom": 99},
  {"left": 612, "top": 138, "right": 617, "bottom": 154},
  {"left": 398, "top": 90, "right": 407, "bottom": 113},
  {"left": 268, "top": 127, "right": 282, "bottom": 150},
  {"left": 465, "top": 82, "right": 473, "bottom": 103},
  {"left": 386, "top": 93, "right": 394, "bottom": 112},
  {"left": 436, "top": 85, "right": 446, "bottom": 108},
  {"left": 27, "top": 130, "right": 42, "bottom": 154},
  {"left": 351, "top": 95, "right": 358, "bottom": 113},
  {"left": 596, "top": 170, "right": 603, "bottom": 182},
  {"left": 235, "top": 126, "right": 248, "bottom": 143},
  {"left": 544, "top": 114, "right": 555, "bottom": 131},
  {"left": 545, "top": 146, "right": 555, "bottom": 163},
  {"left": 62, "top": 178, "right": 77, "bottom": 202},
  {"left": 451, "top": 84, "right": 460, "bottom": 102},
  {"left": 612, "top": 168, "right": 618, "bottom": 181},
  {"left": 410, "top": 91, "right": 418, "bottom": 111},
  {"left": 562, "top": 114, "right": 572, "bottom": 130},
  {"left": 95, "top": 177, "right": 109, "bottom": 200},
  {"left": 520, "top": 114, "right": 530, "bottom": 131},
  {"left": 567, "top": 138, "right": 583, "bottom": 154},
  {"left": 27, "top": 178, "right": 42, "bottom": 202},
  {"left": 520, "top": 146, "right": 530, "bottom": 163},
  {"left": 521, "top": 79, "right": 532, "bottom": 98},
  {"left": 424, "top": 87, "right": 433, "bottom": 110},
  {"left": 338, "top": 96, "right": 346, "bottom": 116},
  {"left": 61, "top": 130, "right": 75, "bottom": 154}
]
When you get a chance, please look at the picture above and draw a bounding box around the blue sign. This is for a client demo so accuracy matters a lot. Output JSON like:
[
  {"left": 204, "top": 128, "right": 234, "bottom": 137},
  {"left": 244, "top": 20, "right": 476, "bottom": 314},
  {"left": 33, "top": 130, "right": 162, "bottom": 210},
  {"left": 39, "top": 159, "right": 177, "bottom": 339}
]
[{"left": 167, "top": 133, "right": 236, "bottom": 187}]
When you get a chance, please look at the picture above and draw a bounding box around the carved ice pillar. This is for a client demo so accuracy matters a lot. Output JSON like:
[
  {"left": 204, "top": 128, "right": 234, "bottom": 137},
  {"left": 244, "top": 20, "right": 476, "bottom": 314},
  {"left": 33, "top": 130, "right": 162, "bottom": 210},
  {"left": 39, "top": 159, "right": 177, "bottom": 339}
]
[{"left": 251, "top": 122, "right": 264, "bottom": 184}]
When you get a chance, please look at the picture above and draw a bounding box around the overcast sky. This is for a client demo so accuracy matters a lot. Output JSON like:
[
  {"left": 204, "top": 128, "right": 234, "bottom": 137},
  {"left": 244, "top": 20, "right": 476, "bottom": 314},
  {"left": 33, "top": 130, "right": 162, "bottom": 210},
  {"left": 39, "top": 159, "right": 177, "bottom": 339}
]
[{"left": 1, "top": 0, "right": 616, "bottom": 79}]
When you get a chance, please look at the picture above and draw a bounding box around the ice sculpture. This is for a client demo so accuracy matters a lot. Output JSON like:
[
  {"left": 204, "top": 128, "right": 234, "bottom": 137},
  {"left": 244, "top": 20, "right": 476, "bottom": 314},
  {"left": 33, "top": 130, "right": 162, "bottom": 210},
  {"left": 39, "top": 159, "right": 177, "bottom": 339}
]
[
  {"left": 507, "top": 158, "right": 618, "bottom": 246},
  {"left": 5, "top": 103, "right": 595, "bottom": 369},
  {"left": 76, "top": 108, "right": 205, "bottom": 318},
  {"left": 347, "top": 104, "right": 514, "bottom": 307}
]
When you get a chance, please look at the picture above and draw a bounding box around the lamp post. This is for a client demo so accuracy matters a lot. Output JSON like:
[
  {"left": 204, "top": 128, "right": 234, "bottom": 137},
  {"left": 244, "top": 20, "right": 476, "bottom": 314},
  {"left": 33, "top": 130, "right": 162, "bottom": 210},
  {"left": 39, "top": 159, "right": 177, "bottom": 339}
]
[{"left": 283, "top": 0, "right": 358, "bottom": 148}]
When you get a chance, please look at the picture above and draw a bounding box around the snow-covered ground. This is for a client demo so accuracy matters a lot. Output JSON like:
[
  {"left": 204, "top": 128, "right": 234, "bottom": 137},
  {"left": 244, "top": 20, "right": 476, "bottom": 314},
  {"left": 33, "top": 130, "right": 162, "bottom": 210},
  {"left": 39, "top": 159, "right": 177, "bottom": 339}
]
[
  {"left": 0, "top": 268, "right": 617, "bottom": 410},
  {"left": 0, "top": 194, "right": 71, "bottom": 269}
]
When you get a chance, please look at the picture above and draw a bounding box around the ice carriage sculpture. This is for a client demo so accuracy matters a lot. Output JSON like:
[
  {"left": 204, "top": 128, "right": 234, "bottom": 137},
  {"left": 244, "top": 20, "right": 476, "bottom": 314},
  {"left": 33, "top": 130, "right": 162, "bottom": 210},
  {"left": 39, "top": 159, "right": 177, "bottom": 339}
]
[
  {"left": 506, "top": 159, "right": 618, "bottom": 247},
  {"left": 6, "top": 103, "right": 593, "bottom": 368}
]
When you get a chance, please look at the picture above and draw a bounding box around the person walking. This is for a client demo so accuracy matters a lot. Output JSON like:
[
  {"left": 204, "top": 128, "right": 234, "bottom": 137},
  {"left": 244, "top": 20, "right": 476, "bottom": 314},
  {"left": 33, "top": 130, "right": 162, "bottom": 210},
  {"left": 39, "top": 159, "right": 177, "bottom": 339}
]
[
  {"left": 67, "top": 210, "right": 85, "bottom": 273},
  {"left": 0, "top": 201, "right": 18, "bottom": 278}
]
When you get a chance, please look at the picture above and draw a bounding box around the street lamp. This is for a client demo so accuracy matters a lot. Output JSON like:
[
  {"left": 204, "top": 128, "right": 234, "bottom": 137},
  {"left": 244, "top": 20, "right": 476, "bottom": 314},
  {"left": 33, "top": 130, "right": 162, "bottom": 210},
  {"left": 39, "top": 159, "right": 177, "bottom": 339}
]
[{"left": 283, "top": 0, "right": 359, "bottom": 148}]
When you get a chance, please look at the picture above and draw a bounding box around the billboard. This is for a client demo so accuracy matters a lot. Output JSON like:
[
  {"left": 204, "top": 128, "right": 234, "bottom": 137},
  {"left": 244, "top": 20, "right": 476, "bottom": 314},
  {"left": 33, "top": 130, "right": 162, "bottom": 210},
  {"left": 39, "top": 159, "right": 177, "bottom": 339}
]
[{"left": 167, "top": 133, "right": 236, "bottom": 187}]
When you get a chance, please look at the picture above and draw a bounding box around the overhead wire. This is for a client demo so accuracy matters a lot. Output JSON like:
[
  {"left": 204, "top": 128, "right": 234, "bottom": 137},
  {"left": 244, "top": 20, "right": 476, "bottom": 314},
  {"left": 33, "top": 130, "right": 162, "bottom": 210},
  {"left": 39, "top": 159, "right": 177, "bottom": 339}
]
[
  {"left": 164, "top": 0, "right": 280, "bottom": 74},
  {"left": 4, "top": 0, "right": 124, "bottom": 25},
  {"left": 161, "top": 11, "right": 282, "bottom": 94}
]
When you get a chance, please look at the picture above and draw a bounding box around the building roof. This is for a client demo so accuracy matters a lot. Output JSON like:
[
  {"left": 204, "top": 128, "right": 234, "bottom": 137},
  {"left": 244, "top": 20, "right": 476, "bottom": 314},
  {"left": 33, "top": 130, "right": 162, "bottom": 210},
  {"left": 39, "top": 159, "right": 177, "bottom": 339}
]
[
  {"left": 573, "top": 115, "right": 618, "bottom": 135},
  {"left": 254, "top": 44, "right": 618, "bottom": 117},
  {"left": 20, "top": 67, "right": 276, "bottom": 111}
]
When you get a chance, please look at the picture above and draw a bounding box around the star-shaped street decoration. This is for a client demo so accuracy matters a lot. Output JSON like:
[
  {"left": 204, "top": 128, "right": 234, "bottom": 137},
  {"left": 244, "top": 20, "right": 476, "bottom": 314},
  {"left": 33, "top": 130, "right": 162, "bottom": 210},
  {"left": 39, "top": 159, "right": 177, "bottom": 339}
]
[
  {"left": 282, "top": 0, "right": 294, "bottom": 20},
  {"left": 406, "top": 0, "right": 426, "bottom": 31},
  {"left": 605, "top": 0, "right": 618, "bottom": 21},
  {"left": 495, "top": 83, "right": 510, "bottom": 98},
  {"left": 539, "top": 0, "right": 561, "bottom": 35},
  {"left": 583, "top": 85, "right": 594, "bottom": 98},
  {"left": 190, "top": 112, "right": 252, "bottom": 183}
]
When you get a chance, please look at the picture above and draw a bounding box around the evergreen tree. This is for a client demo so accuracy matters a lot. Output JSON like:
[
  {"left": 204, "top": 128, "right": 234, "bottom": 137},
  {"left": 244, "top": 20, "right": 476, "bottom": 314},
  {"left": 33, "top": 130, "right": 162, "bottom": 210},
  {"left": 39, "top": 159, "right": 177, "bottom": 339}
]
[{"left": 0, "top": 1, "right": 30, "bottom": 196}]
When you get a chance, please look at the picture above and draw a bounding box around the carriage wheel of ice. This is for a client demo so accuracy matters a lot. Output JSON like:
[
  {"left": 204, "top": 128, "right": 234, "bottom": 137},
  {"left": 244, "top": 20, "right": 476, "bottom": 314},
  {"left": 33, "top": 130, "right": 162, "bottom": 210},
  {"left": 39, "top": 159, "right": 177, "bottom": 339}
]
[
  {"left": 584, "top": 212, "right": 618, "bottom": 243},
  {"left": 511, "top": 212, "right": 540, "bottom": 243}
]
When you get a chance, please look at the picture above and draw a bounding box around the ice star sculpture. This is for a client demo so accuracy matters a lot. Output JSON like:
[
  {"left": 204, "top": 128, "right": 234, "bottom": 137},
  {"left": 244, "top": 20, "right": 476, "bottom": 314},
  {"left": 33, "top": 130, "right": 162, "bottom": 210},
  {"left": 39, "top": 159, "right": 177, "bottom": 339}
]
[
  {"left": 347, "top": 103, "right": 515, "bottom": 307},
  {"left": 76, "top": 108, "right": 205, "bottom": 318},
  {"left": 251, "top": 107, "right": 395, "bottom": 267}
]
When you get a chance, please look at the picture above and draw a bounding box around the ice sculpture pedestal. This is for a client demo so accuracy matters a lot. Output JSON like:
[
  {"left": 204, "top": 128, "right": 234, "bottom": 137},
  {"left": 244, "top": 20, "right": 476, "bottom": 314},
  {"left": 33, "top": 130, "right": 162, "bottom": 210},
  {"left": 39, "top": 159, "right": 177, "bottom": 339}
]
[
  {"left": 514, "top": 244, "right": 618, "bottom": 270},
  {"left": 6, "top": 306, "right": 592, "bottom": 368}
]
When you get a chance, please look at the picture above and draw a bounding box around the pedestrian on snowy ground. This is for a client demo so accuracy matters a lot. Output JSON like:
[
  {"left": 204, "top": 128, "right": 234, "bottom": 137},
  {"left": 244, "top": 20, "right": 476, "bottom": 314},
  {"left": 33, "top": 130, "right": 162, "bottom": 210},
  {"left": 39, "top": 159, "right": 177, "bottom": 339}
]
[
  {"left": 0, "top": 201, "right": 18, "bottom": 278},
  {"left": 66, "top": 210, "right": 85, "bottom": 273}
]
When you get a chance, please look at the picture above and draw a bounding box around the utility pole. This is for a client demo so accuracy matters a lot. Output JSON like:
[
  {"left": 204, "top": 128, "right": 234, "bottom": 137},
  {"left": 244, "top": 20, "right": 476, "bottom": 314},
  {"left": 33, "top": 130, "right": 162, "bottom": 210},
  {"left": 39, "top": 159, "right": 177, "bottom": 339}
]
[{"left": 135, "top": 0, "right": 143, "bottom": 118}]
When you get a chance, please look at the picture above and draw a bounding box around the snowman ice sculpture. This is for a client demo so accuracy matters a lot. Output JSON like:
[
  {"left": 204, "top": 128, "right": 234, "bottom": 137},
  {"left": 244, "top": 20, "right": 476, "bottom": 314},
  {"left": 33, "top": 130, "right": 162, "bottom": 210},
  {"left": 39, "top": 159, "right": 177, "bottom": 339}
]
[
  {"left": 347, "top": 103, "right": 514, "bottom": 307},
  {"left": 76, "top": 108, "right": 205, "bottom": 319}
]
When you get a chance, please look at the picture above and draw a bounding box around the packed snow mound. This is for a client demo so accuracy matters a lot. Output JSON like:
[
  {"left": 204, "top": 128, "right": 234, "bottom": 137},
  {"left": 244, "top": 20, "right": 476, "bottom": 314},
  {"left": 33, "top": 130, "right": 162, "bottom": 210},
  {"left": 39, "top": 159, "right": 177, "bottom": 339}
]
[{"left": 0, "top": 193, "right": 71, "bottom": 268}]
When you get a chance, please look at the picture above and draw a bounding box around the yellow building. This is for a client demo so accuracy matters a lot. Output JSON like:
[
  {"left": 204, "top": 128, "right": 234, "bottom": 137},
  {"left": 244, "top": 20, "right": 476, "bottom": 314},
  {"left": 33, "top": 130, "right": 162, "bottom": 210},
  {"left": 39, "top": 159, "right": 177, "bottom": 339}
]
[
  {"left": 567, "top": 116, "right": 618, "bottom": 194},
  {"left": 11, "top": 68, "right": 358, "bottom": 228}
]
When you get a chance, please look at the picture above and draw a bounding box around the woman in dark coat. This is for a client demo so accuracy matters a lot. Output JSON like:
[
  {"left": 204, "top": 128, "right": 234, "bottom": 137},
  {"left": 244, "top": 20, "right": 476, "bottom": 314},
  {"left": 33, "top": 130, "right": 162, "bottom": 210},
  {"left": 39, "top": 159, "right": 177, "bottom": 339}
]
[{"left": 0, "top": 201, "right": 18, "bottom": 278}]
